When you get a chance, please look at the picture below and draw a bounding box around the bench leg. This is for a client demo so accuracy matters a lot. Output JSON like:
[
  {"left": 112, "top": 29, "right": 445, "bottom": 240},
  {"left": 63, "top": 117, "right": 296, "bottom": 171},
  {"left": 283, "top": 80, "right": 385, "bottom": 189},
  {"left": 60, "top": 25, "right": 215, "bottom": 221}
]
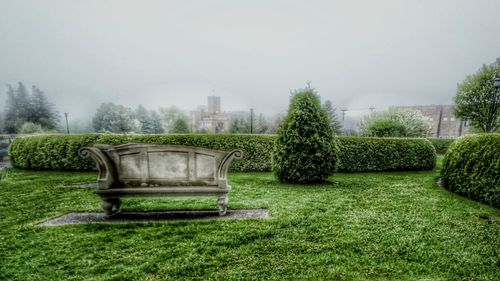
[
  {"left": 217, "top": 195, "right": 228, "bottom": 216},
  {"left": 102, "top": 198, "right": 121, "bottom": 216}
]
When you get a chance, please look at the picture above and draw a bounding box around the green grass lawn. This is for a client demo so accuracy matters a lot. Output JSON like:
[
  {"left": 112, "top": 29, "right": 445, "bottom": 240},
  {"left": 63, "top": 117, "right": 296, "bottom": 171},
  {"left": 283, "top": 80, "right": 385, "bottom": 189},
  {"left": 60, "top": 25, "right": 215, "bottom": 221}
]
[{"left": 0, "top": 164, "right": 498, "bottom": 280}]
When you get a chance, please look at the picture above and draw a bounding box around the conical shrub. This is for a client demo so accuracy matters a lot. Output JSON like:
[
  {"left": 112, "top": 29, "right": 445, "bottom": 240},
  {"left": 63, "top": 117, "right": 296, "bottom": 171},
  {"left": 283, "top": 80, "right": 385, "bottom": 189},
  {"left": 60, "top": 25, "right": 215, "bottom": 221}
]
[{"left": 272, "top": 87, "right": 339, "bottom": 183}]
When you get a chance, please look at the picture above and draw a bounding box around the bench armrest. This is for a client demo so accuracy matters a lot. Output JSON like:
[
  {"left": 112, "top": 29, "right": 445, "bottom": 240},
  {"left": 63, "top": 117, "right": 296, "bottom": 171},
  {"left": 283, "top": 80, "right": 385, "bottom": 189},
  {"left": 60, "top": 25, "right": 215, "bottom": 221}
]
[
  {"left": 79, "top": 147, "right": 117, "bottom": 190},
  {"left": 217, "top": 149, "right": 243, "bottom": 180}
]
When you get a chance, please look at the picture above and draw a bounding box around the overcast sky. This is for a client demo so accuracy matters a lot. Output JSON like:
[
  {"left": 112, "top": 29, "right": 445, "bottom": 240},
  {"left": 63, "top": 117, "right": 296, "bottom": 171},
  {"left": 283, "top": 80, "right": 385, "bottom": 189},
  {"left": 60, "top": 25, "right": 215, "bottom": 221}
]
[{"left": 1, "top": 0, "right": 499, "bottom": 120}]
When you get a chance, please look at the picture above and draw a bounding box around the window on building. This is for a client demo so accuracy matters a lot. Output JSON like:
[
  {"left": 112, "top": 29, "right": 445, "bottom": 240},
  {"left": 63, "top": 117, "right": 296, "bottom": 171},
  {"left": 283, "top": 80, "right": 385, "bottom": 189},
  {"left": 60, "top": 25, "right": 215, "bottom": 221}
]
[{"left": 443, "top": 117, "right": 448, "bottom": 121}]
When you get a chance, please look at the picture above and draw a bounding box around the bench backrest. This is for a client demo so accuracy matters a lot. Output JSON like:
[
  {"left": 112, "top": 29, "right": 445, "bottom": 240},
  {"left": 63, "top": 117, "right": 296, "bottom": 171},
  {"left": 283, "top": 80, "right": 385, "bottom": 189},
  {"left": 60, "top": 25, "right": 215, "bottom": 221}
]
[{"left": 80, "top": 144, "right": 242, "bottom": 189}]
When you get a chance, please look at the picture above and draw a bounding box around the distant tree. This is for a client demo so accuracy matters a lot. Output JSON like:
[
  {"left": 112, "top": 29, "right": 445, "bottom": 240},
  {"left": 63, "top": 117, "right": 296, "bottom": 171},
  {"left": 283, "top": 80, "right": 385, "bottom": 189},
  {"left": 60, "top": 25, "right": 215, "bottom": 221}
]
[
  {"left": 267, "top": 114, "right": 284, "bottom": 134},
  {"left": 364, "top": 118, "right": 406, "bottom": 137},
  {"left": 322, "top": 100, "right": 342, "bottom": 135},
  {"left": 150, "top": 110, "right": 165, "bottom": 134},
  {"left": 28, "top": 86, "right": 59, "bottom": 129},
  {"left": 135, "top": 105, "right": 156, "bottom": 134},
  {"left": 272, "top": 85, "right": 339, "bottom": 183},
  {"left": 255, "top": 113, "right": 270, "bottom": 134},
  {"left": 3, "top": 85, "right": 16, "bottom": 133},
  {"left": 92, "top": 103, "right": 137, "bottom": 133},
  {"left": 3, "top": 82, "right": 59, "bottom": 133},
  {"left": 13, "top": 82, "right": 31, "bottom": 124},
  {"left": 158, "top": 106, "right": 186, "bottom": 132},
  {"left": 4, "top": 83, "right": 29, "bottom": 133},
  {"left": 68, "top": 119, "right": 94, "bottom": 134},
  {"left": 454, "top": 58, "right": 500, "bottom": 133},
  {"left": 229, "top": 118, "right": 250, "bottom": 134},
  {"left": 391, "top": 109, "right": 432, "bottom": 137},
  {"left": 170, "top": 118, "right": 191, "bottom": 133},
  {"left": 18, "top": 122, "right": 46, "bottom": 134},
  {"left": 0, "top": 109, "right": 5, "bottom": 134},
  {"left": 229, "top": 113, "right": 270, "bottom": 134},
  {"left": 361, "top": 109, "right": 431, "bottom": 137}
]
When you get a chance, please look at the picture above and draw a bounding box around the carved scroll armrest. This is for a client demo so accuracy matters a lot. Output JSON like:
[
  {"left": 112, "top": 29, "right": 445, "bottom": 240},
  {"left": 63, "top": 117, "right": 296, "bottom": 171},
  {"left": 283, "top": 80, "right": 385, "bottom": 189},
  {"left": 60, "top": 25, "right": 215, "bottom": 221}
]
[
  {"left": 217, "top": 150, "right": 243, "bottom": 181},
  {"left": 79, "top": 147, "right": 117, "bottom": 190}
]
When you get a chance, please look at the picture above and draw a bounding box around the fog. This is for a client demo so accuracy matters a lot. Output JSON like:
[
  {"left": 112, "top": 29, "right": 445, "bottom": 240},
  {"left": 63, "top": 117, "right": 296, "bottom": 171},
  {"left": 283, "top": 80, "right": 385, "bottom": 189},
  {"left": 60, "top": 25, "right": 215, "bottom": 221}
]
[{"left": 1, "top": 0, "right": 499, "bottom": 121}]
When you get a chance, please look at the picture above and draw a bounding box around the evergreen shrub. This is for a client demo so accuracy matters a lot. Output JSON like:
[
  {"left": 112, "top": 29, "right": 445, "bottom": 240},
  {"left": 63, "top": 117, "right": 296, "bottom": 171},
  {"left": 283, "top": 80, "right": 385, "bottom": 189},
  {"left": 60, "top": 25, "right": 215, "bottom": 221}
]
[
  {"left": 337, "top": 137, "right": 436, "bottom": 172},
  {"left": 272, "top": 88, "right": 339, "bottom": 183},
  {"left": 441, "top": 134, "right": 500, "bottom": 207}
]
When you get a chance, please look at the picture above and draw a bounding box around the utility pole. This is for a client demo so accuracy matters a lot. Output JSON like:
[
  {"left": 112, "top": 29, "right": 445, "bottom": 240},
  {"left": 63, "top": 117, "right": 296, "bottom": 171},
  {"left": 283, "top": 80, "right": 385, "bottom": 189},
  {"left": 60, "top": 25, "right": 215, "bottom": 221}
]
[
  {"left": 436, "top": 106, "right": 443, "bottom": 138},
  {"left": 250, "top": 108, "right": 254, "bottom": 134},
  {"left": 64, "top": 113, "right": 70, "bottom": 135},
  {"left": 341, "top": 109, "right": 347, "bottom": 121}
]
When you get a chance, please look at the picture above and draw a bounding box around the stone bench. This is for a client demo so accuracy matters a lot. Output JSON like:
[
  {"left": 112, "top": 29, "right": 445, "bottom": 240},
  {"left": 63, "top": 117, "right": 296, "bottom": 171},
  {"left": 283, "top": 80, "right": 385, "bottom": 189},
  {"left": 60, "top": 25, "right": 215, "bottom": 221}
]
[{"left": 79, "top": 143, "right": 242, "bottom": 216}]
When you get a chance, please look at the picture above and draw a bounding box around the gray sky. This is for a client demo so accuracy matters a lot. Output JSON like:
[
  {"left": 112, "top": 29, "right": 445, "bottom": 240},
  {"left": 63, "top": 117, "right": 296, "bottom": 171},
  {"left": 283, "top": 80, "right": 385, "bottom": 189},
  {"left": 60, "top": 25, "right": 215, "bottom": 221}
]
[{"left": 1, "top": 0, "right": 499, "bottom": 120}]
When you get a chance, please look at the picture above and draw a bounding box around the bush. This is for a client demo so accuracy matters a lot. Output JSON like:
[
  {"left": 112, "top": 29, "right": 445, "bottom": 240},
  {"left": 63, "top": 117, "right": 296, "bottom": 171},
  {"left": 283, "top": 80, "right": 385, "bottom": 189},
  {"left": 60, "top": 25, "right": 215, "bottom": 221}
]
[
  {"left": 19, "top": 122, "right": 46, "bottom": 134},
  {"left": 441, "top": 134, "right": 500, "bottom": 207},
  {"left": 338, "top": 137, "right": 436, "bottom": 172},
  {"left": 365, "top": 119, "right": 406, "bottom": 137},
  {"left": 361, "top": 109, "right": 432, "bottom": 137},
  {"left": 273, "top": 88, "right": 339, "bottom": 183},
  {"left": 427, "top": 138, "right": 455, "bottom": 154},
  {"left": 9, "top": 134, "right": 102, "bottom": 170},
  {"left": 10, "top": 134, "right": 437, "bottom": 173},
  {"left": 9, "top": 134, "right": 275, "bottom": 172}
]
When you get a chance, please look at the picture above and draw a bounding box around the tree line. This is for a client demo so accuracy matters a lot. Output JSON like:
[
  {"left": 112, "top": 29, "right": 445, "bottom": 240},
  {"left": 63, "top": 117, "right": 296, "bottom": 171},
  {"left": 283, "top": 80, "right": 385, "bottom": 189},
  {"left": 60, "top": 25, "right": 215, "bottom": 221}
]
[
  {"left": 1, "top": 82, "right": 59, "bottom": 134},
  {"left": 3, "top": 56, "right": 497, "bottom": 136}
]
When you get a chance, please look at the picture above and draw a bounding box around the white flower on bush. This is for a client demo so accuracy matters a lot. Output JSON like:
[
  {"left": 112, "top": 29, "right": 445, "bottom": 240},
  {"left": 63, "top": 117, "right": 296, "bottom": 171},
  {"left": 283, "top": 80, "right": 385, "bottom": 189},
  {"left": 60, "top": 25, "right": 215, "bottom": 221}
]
[{"left": 361, "top": 109, "right": 432, "bottom": 137}]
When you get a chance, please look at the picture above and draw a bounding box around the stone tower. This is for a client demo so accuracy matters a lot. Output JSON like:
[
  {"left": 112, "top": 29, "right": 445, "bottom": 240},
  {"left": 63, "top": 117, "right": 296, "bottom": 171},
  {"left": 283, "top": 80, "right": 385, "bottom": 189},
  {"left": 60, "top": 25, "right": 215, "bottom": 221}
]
[{"left": 208, "top": 96, "right": 221, "bottom": 114}]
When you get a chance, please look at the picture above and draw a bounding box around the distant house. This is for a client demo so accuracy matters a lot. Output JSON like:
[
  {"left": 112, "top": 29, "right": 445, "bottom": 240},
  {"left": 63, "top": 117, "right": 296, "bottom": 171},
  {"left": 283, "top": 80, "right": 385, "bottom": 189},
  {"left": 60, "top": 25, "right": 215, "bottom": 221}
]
[{"left": 390, "top": 105, "right": 469, "bottom": 138}]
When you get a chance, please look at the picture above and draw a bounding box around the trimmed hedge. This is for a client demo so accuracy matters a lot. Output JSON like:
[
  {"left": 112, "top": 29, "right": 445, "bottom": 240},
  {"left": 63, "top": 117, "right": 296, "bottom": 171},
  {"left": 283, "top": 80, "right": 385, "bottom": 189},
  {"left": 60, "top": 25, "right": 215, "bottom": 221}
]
[
  {"left": 10, "top": 134, "right": 436, "bottom": 173},
  {"left": 9, "top": 134, "right": 102, "bottom": 171},
  {"left": 337, "top": 137, "right": 436, "bottom": 172},
  {"left": 441, "top": 134, "right": 500, "bottom": 207},
  {"left": 9, "top": 134, "right": 275, "bottom": 172},
  {"left": 427, "top": 138, "right": 455, "bottom": 154}
]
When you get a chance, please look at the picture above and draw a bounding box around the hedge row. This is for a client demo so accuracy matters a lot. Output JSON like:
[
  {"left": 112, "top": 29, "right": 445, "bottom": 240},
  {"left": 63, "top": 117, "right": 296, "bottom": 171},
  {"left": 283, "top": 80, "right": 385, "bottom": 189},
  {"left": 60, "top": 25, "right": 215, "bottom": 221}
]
[
  {"left": 9, "top": 134, "right": 275, "bottom": 172},
  {"left": 427, "top": 138, "right": 455, "bottom": 154},
  {"left": 441, "top": 134, "right": 500, "bottom": 207},
  {"left": 337, "top": 137, "right": 436, "bottom": 172},
  {"left": 9, "top": 134, "right": 436, "bottom": 172}
]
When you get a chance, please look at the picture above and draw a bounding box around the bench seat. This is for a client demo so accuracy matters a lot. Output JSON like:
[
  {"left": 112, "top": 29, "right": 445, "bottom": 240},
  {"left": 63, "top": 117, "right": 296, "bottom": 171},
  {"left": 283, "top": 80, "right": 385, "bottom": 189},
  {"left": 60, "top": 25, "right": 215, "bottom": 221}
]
[{"left": 97, "top": 187, "right": 230, "bottom": 197}]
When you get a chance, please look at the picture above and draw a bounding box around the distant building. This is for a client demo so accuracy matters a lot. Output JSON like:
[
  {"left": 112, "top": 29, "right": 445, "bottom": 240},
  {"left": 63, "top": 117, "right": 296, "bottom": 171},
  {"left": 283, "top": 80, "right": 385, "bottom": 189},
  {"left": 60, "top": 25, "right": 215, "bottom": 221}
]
[
  {"left": 390, "top": 105, "right": 469, "bottom": 138},
  {"left": 190, "top": 96, "right": 247, "bottom": 133},
  {"left": 207, "top": 96, "right": 221, "bottom": 114}
]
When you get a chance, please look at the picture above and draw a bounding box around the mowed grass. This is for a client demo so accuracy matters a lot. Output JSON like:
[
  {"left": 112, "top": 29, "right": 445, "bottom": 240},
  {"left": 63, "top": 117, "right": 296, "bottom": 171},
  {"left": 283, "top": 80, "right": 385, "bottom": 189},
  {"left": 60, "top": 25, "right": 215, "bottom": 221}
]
[{"left": 0, "top": 165, "right": 499, "bottom": 280}]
